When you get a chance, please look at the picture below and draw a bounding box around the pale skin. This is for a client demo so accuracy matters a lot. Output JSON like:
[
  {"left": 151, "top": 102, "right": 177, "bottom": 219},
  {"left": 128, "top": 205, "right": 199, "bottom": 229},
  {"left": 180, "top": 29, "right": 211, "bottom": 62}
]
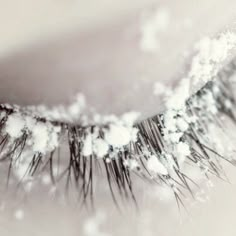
[{"left": 0, "top": 0, "right": 236, "bottom": 235}]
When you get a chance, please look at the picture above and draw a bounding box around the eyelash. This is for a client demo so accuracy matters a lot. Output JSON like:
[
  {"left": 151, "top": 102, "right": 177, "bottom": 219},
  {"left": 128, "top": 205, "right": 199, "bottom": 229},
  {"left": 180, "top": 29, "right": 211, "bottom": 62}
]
[{"left": 0, "top": 62, "right": 236, "bottom": 210}]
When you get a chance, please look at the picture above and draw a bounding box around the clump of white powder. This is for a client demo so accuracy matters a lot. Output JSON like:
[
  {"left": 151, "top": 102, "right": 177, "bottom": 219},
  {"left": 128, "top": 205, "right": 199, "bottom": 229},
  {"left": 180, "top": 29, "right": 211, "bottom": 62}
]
[
  {"left": 154, "top": 33, "right": 236, "bottom": 169},
  {"left": 4, "top": 103, "right": 140, "bottom": 168},
  {"left": 30, "top": 122, "right": 61, "bottom": 154},
  {"left": 5, "top": 114, "right": 25, "bottom": 138},
  {"left": 82, "top": 111, "right": 140, "bottom": 158},
  {"left": 150, "top": 33, "right": 236, "bottom": 175},
  {"left": 104, "top": 124, "right": 138, "bottom": 148},
  {"left": 82, "top": 132, "right": 110, "bottom": 158},
  {"left": 93, "top": 138, "right": 109, "bottom": 158},
  {"left": 175, "top": 141, "right": 191, "bottom": 164},
  {"left": 147, "top": 155, "right": 168, "bottom": 176},
  {"left": 190, "top": 32, "right": 236, "bottom": 89},
  {"left": 165, "top": 32, "right": 236, "bottom": 110},
  {"left": 123, "top": 158, "right": 139, "bottom": 170},
  {"left": 5, "top": 112, "right": 61, "bottom": 156},
  {"left": 82, "top": 133, "right": 93, "bottom": 157}
]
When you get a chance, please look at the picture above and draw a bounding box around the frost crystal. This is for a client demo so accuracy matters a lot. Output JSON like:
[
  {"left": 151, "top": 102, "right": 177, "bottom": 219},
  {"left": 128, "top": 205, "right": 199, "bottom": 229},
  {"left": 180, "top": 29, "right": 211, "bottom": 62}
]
[
  {"left": 165, "top": 32, "right": 236, "bottom": 110},
  {"left": 82, "top": 133, "right": 93, "bottom": 156},
  {"left": 147, "top": 155, "right": 168, "bottom": 175},
  {"left": 93, "top": 138, "right": 109, "bottom": 158},
  {"left": 5, "top": 114, "right": 25, "bottom": 138},
  {"left": 175, "top": 141, "right": 190, "bottom": 164},
  {"left": 105, "top": 124, "right": 138, "bottom": 148}
]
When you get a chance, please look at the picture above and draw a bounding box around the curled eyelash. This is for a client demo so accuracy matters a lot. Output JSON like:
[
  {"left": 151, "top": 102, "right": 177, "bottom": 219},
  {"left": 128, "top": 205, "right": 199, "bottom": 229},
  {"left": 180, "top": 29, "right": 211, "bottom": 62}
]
[{"left": 1, "top": 61, "right": 236, "bottom": 209}]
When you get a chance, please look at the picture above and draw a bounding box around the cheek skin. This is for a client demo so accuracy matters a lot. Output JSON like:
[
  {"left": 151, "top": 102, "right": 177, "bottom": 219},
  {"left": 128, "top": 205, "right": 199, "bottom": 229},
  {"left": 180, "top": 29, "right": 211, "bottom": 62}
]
[
  {"left": 1, "top": 165, "right": 236, "bottom": 236},
  {"left": 0, "top": 0, "right": 235, "bottom": 120}
]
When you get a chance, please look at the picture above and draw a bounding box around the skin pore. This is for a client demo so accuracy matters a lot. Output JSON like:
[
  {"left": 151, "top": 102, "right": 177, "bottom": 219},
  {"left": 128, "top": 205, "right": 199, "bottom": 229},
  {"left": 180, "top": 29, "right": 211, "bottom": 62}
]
[{"left": 0, "top": 1, "right": 236, "bottom": 236}]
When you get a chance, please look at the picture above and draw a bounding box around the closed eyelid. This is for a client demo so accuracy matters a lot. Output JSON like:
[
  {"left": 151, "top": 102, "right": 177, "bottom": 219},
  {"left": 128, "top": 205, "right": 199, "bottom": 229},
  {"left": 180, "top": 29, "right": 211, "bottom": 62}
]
[{"left": 0, "top": 0, "right": 235, "bottom": 120}]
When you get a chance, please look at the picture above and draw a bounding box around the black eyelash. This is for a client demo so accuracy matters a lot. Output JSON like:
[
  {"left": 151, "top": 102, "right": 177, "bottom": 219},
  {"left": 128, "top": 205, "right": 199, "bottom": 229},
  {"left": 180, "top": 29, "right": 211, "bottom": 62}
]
[{"left": 0, "top": 62, "right": 236, "bottom": 210}]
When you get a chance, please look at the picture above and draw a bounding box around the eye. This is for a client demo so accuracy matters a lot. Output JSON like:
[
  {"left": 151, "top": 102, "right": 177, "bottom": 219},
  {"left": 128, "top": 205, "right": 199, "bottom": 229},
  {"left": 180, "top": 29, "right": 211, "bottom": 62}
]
[
  {"left": 0, "top": 2, "right": 236, "bottom": 236},
  {"left": 0, "top": 32, "right": 235, "bottom": 209}
]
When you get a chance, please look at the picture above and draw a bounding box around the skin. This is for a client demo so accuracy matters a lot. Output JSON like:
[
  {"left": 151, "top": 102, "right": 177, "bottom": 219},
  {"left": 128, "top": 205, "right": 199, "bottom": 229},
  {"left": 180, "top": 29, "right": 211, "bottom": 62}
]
[
  {"left": 0, "top": 0, "right": 236, "bottom": 235},
  {"left": 0, "top": 0, "right": 236, "bottom": 118}
]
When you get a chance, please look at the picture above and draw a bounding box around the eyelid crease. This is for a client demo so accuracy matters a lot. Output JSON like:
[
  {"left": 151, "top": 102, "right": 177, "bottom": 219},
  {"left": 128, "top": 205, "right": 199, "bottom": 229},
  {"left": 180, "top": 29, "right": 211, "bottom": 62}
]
[{"left": 1, "top": 52, "right": 236, "bottom": 126}]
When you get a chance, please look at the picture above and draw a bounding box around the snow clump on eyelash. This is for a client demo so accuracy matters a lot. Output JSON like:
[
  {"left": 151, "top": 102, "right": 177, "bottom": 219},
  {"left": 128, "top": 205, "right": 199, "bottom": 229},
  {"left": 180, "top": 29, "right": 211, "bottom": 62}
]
[
  {"left": 82, "top": 132, "right": 111, "bottom": 158},
  {"left": 82, "top": 111, "right": 140, "bottom": 158},
  {"left": 5, "top": 114, "right": 25, "bottom": 139},
  {"left": 147, "top": 155, "right": 168, "bottom": 175},
  {"left": 104, "top": 124, "right": 138, "bottom": 148},
  {"left": 2, "top": 104, "right": 140, "bottom": 166},
  {"left": 150, "top": 32, "right": 236, "bottom": 172},
  {"left": 165, "top": 31, "right": 236, "bottom": 110},
  {"left": 190, "top": 32, "right": 236, "bottom": 89},
  {"left": 4, "top": 113, "right": 61, "bottom": 155},
  {"left": 30, "top": 122, "right": 61, "bottom": 154}
]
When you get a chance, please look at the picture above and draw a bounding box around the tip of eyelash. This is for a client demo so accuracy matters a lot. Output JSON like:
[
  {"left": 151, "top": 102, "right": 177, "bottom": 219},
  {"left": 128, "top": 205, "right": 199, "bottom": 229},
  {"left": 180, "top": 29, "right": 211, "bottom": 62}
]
[{"left": 1, "top": 61, "right": 236, "bottom": 211}]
